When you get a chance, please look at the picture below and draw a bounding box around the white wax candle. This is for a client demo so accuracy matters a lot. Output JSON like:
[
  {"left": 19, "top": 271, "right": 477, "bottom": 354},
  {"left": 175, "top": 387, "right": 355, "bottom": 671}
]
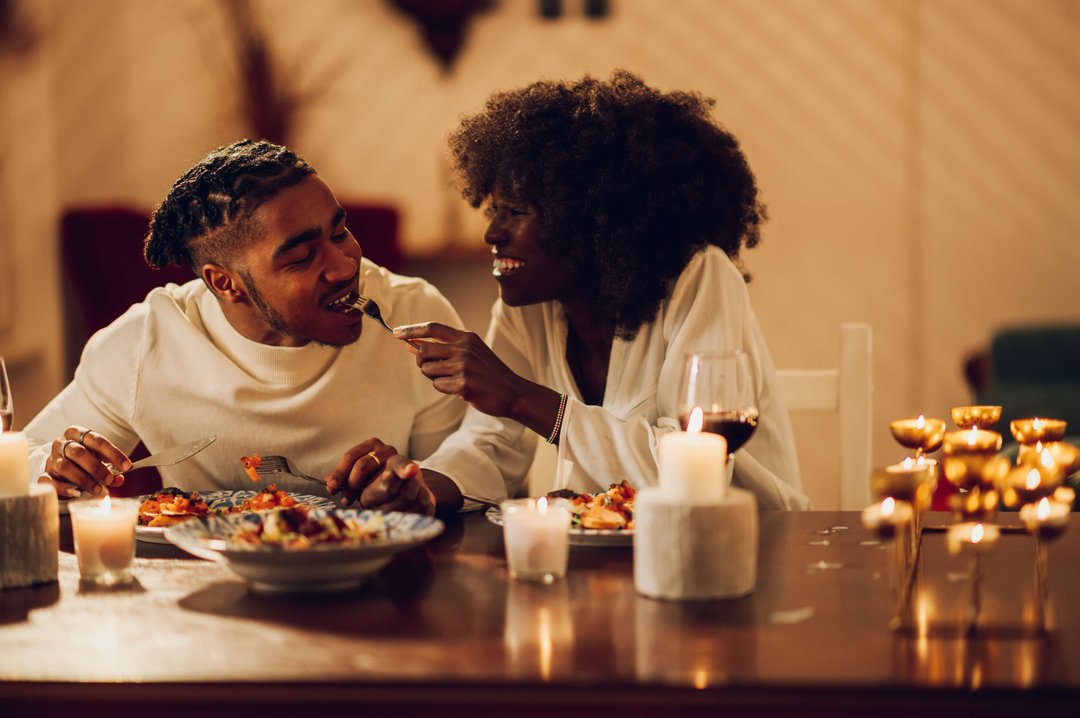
[
  {"left": 0, "top": 431, "right": 29, "bottom": 497},
  {"left": 658, "top": 431, "right": 728, "bottom": 504},
  {"left": 69, "top": 497, "right": 139, "bottom": 585},
  {"left": 501, "top": 497, "right": 571, "bottom": 583}
]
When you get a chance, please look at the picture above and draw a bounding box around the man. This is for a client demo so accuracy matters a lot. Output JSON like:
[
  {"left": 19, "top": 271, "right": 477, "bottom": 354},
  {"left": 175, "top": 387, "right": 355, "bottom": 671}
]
[{"left": 27, "top": 139, "right": 464, "bottom": 515}]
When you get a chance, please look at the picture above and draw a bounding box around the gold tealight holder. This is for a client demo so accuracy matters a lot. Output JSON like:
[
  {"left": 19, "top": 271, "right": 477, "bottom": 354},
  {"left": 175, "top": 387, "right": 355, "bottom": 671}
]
[
  {"left": 998, "top": 463, "right": 1063, "bottom": 509},
  {"left": 941, "top": 429, "right": 1004, "bottom": 495},
  {"left": 1010, "top": 417, "right": 1067, "bottom": 446},
  {"left": 950, "top": 405, "right": 1002, "bottom": 430},
  {"left": 890, "top": 415, "right": 946, "bottom": 459},
  {"left": 1017, "top": 441, "right": 1080, "bottom": 478}
]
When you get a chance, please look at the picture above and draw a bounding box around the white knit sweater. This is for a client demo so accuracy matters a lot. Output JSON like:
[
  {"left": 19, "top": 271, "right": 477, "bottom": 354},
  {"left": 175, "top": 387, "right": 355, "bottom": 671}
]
[{"left": 25, "top": 259, "right": 465, "bottom": 497}]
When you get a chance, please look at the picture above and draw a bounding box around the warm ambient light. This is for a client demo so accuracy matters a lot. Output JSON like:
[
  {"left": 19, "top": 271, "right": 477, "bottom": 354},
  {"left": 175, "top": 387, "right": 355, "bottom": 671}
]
[
  {"left": 916, "top": 414, "right": 926, "bottom": 429},
  {"left": 1037, "top": 497, "right": 1051, "bottom": 521},
  {"left": 1041, "top": 448, "right": 1055, "bottom": 469},
  {"left": 1026, "top": 469, "right": 1042, "bottom": 491},
  {"left": 966, "top": 426, "right": 979, "bottom": 446},
  {"left": 881, "top": 497, "right": 896, "bottom": 517},
  {"left": 686, "top": 406, "right": 704, "bottom": 434}
]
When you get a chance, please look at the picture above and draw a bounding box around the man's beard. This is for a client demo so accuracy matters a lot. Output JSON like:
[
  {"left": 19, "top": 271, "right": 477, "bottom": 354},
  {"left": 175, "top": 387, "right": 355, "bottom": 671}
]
[{"left": 243, "top": 272, "right": 346, "bottom": 348}]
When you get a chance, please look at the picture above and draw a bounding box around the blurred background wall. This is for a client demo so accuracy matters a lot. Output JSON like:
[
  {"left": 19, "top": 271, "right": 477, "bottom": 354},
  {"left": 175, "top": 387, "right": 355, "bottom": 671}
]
[{"left": 0, "top": 0, "right": 1077, "bottom": 508}]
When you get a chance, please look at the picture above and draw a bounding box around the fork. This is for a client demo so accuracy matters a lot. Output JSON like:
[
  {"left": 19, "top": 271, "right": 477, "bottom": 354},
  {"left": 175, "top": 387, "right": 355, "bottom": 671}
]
[
  {"left": 342, "top": 293, "right": 422, "bottom": 349},
  {"left": 255, "top": 455, "right": 325, "bottom": 486}
]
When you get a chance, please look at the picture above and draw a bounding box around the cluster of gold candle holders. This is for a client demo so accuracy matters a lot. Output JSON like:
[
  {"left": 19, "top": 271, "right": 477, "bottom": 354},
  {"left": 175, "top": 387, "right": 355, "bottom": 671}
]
[{"left": 869, "top": 407, "right": 1076, "bottom": 635}]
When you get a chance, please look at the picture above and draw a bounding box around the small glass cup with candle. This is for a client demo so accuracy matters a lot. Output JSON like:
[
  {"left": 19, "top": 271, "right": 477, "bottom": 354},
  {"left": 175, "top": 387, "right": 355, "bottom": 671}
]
[
  {"left": 950, "top": 405, "right": 1002, "bottom": 430},
  {"left": 946, "top": 521, "right": 1001, "bottom": 556},
  {"left": 69, "top": 496, "right": 139, "bottom": 586},
  {"left": 501, "top": 497, "right": 572, "bottom": 584},
  {"left": 861, "top": 496, "right": 914, "bottom": 538},
  {"left": 873, "top": 457, "right": 937, "bottom": 508},
  {"left": 889, "top": 415, "right": 946, "bottom": 459},
  {"left": 1020, "top": 497, "right": 1070, "bottom": 540},
  {"left": 1010, "top": 417, "right": 1067, "bottom": 446}
]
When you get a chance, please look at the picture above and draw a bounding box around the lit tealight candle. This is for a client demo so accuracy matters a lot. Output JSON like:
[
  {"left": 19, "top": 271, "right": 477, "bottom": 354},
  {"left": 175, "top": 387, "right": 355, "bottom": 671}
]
[
  {"left": 872, "top": 457, "right": 937, "bottom": 505},
  {"left": 946, "top": 521, "right": 1001, "bottom": 556},
  {"left": 1020, "top": 497, "right": 1070, "bottom": 540},
  {"left": 658, "top": 407, "right": 728, "bottom": 504},
  {"left": 501, "top": 497, "right": 572, "bottom": 583},
  {"left": 1000, "top": 464, "right": 1061, "bottom": 508},
  {"left": 1010, "top": 417, "right": 1067, "bottom": 446},
  {"left": 889, "top": 414, "right": 946, "bottom": 455},
  {"left": 861, "top": 497, "right": 914, "bottom": 538},
  {"left": 1017, "top": 441, "right": 1080, "bottom": 478},
  {"left": 69, "top": 496, "right": 139, "bottom": 586},
  {"left": 0, "top": 430, "right": 30, "bottom": 498}
]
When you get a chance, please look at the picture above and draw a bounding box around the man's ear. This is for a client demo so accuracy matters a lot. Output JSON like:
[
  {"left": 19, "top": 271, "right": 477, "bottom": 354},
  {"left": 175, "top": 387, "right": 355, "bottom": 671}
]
[{"left": 202, "top": 264, "right": 248, "bottom": 304}]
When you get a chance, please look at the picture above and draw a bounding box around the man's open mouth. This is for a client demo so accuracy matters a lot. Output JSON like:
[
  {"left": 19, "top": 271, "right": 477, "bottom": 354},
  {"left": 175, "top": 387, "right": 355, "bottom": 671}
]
[{"left": 327, "top": 292, "right": 361, "bottom": 315}]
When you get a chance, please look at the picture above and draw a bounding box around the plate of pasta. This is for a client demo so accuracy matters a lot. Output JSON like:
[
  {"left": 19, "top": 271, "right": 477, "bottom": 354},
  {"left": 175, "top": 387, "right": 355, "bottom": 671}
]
[
  {"left": 164, "top": 505, "right": 444, "bottom": 593},
  {"left": 486, "top": 481, "right": 636, "bottom": 547},
  {"left": 134, "top": 486, "right": 335, "bottom": 544}
]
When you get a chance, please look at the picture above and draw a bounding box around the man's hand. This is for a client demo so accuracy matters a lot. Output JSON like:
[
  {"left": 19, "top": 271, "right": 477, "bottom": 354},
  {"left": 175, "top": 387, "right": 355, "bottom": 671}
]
[
  {"left": 325, "top": 439, "right": 436, "bottom": 516},
  {"left": 37, "top": 426, "right": 132, "bottom": 498}
]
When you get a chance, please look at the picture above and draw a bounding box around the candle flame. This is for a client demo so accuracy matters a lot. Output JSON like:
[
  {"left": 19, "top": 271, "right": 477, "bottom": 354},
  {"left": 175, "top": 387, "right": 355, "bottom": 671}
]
[
  {"left": 686, "top": 406, "right": 704, "bottom": 434},
  {"left": 971, "top": 523, "right": 984, "bottom": 544},
  {"left": 1037, "top": 497, "right": 1050, "bottom": 521},
  {"left": 966, "top": 426, "right": 978, "bottom": 446},
  {"left": 101, "top": 494, "right": 112, "bottom": 513},
  {"left": 1026, "top": 469, "right": 1041, "bottom": 491},
  {"left": 1040, "top": 448, "right": 1055, "bottom": 469},
  {"left": 915, "top": 414, "right": 926, "bottom": 429},
  {"left": 1033, "top": 417, "right": 1043, "bottom": 431},
  {"left": 536, "top": 496, "right": 548, "bottom": 514},
  {"left": 902, "top": 457, "right": 914, "bottom": 470},
  {"left": 881, "top": 497, "right": 896, "bottom": 517}
]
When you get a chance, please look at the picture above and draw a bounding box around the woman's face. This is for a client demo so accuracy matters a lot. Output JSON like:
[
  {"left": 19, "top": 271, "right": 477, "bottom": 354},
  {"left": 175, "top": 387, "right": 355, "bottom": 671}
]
[{"left": 483, "top": 188, "right": 574, "bottom": 307}]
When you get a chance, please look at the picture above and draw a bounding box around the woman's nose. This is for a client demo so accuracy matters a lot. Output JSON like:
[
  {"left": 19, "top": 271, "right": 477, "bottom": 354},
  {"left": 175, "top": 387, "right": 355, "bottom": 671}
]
[{"left": 484, "top": 217, "right": 506, "bottom": 246}]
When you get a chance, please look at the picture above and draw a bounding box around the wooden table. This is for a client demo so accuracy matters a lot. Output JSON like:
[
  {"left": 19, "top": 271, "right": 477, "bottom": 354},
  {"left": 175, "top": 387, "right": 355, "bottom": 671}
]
[{"left": 1, "top": 511, "right": 1078, "bottom": 717}]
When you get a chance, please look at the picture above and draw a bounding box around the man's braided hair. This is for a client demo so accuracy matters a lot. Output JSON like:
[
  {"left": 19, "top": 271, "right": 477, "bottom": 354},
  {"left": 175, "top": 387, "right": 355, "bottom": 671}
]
[{"left": 144, "top": 139, "right": 314, "bottom": 272}]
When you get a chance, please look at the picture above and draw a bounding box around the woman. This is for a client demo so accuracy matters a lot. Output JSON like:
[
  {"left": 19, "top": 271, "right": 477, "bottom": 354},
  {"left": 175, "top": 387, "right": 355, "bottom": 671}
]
[{"left": 328, "top": 71, "right": 809, "bottom": 512}]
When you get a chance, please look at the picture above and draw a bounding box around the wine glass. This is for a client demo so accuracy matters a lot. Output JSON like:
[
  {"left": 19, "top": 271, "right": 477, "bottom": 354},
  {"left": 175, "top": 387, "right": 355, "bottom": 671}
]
[
  {"left": 0, "top": 356, "right": 12, "bottom": 432},
  {"left": 677, "top": 350, "right": 759, "bottom": 458}
]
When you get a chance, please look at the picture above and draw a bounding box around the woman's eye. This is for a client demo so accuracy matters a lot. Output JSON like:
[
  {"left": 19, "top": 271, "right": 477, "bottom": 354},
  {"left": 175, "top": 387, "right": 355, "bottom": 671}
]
[{"left": 510, "top": 208, "right": 529, "bottom": 217}]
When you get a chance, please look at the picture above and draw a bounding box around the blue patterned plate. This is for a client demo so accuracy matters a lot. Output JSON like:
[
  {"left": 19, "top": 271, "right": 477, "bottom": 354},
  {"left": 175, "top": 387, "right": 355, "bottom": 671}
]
[
  {"left": 164, "top": 508, "right": 444, "bottom": 593},
  {"left": 135, "top": 489, "right": 335, "bottom": 544}
]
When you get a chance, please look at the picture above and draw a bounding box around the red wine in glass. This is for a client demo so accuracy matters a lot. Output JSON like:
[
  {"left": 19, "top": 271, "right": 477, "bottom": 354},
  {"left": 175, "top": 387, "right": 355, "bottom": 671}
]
[
  {"left": 679, "top": 409, "right": 759, "bottom": 453},
  {"left": 678, "top": 350, "right": 758, "bottom": 456}
]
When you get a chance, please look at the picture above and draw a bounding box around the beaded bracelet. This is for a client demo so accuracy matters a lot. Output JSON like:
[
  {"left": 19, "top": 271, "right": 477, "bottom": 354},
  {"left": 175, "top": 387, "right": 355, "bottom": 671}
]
[{"left": 546, "top": 393, "right": 569, "bottom": 445}]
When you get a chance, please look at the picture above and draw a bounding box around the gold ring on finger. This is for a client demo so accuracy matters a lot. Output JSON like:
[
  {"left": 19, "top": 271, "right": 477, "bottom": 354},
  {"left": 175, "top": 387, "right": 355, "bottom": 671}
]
[
  {"left": 78, "top": 429, "right": 91, "bottom": 444},
  {"left": 61, "top": 439, "right": 80, "bottom": 460},
  {"left": 366, "top": 450, "right": 381, "bottom": 470}
]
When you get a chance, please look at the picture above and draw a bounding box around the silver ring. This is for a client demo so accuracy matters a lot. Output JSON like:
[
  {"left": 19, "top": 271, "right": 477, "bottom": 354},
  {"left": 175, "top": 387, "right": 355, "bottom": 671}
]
[
  {"left": 78, "top": 429, "right": 91, "bottom": 444},
  {"left": 61, "top": 439, "right": 80, "bottom": 460}
]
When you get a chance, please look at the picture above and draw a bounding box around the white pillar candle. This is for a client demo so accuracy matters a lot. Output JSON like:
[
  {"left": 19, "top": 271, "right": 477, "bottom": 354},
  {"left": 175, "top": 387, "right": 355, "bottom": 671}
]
[
  {"left": 658, "top": 430, "right": 728, "bottom": 504},
  {"left": 501, "top": 497, "right": 571, "bottom": 583},
  {"left": 69, "top": 496, "right": 139, "bottom": 585},
  {"left": 0, "top": 431, "right": 29, "bottom": 497}
]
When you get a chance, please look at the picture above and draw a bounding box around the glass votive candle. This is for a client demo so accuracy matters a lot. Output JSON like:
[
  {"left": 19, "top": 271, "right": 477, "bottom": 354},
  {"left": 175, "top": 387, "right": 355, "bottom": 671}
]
[
  {"left": 69, "top": 496, "right": 139, "bottom": 586},
  {"left": 501, "top": 497, "right": 571, "bottom": 584}
]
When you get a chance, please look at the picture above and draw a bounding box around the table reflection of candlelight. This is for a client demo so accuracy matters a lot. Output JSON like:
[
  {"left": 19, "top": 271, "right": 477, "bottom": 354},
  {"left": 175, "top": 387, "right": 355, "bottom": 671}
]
[
  {"left": 861, "top": 497, "right": 913, "bottom": 538},
  {"left": 950, "top": 405, "right": 1002, "bottom": 430},
  {"left": 890, "top": 415, "right": 946, "bottom": 456},
  {"left": 946, "top": 522, "right": 1001, "bottom": 555},
  {"left": 68, "top": 496, "right": 139, "bottom": 586},
  {"left": 1010, "top": 417, "right": 1067, "bottom": 446},
  {"left": 873, "top": 457, "right": 936, "bottom": 505},
  {"left": 1020, "top": 497, "right": 1070, "bottom": 540}
]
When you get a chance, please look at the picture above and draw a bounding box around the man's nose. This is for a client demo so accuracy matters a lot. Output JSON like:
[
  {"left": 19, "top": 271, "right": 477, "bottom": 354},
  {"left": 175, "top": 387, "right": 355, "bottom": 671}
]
[{"left": 326, "top": 243, "right": 358, "bottom": 280}]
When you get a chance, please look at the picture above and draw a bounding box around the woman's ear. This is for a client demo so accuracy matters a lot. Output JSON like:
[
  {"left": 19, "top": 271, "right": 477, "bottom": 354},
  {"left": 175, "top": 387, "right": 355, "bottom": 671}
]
[{"left": 202, "top": 263, "right": 247, "bottom": 304}]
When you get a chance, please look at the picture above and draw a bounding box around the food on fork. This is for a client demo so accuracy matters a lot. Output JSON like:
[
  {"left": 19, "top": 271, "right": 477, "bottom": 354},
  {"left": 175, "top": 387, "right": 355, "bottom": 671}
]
[
  {"left": 546, "top": 480, "right": 636, "bottom": 531},
  {"left": 241, "top": 454, "right": 262, "bottom": 482}
]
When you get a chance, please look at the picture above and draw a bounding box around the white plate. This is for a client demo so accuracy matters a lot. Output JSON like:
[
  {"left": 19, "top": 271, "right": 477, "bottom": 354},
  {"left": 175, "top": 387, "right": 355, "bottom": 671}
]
[
  {"left": 165, "top": 508, "right": 444, "bottom": 593},
  {"left": 485, "top": 507, "right": 633, "bottom": 547},
  {"left": 135, "top": 490, "right": 335, "bottom": 544}
]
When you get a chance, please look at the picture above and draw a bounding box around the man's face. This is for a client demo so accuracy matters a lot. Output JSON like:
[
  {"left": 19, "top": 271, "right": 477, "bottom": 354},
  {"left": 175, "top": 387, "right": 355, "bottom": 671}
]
[{"left": 231, "top": 175, "right": 364, "bottom": 347}]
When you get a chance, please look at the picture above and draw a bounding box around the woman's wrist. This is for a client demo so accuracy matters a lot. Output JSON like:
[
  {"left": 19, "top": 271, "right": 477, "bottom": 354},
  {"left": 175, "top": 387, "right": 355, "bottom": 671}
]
[{"left": 508, "top": 381, "right": 567, "bottom": 443}]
